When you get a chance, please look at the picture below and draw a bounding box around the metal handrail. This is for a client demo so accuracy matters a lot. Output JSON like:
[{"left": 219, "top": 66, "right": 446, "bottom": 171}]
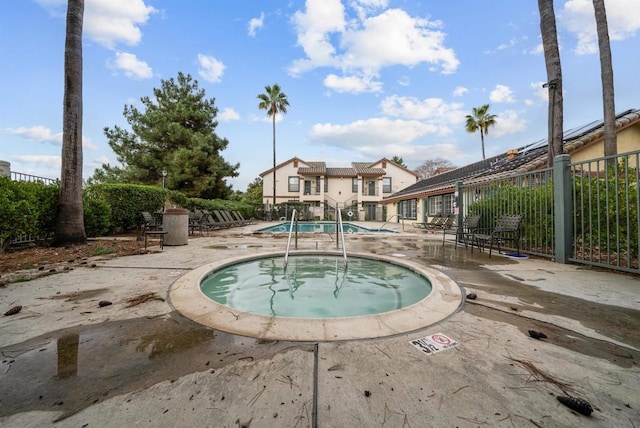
[
  {"left": 283, "top": 209, "right": 297, "bottom": 270},
  {"left": 336, "top": 207, "right": 348, "bottom": 267},
  {"left": 379, "top": 214, "right": 403, "bottom": 231}
]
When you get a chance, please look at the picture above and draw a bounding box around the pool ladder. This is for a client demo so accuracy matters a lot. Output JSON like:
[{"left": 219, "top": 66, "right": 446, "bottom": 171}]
[
  {"left": 336, "top": 207, "right": 348, "bottom": 268},
  {"left": 283, "top": 208, "right": 347, "bottom": 270},
  {"left": 284, "top": 209, "right": 297, "bottom": 270}
]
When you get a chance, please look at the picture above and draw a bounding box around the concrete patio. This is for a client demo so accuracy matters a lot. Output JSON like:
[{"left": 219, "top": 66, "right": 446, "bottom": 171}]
[{"left": 1, "top": 221, "right": 638, "bottom": 427}]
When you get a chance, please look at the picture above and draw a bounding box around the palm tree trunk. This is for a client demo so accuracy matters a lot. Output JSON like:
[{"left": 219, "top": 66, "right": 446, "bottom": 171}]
[
  {"left": 272, "top": 114, "right": 276, "bottom": 207},
  {"left": 480, "top": 129, "right": 486, "bottom": 160},
  {"left": 538, "top": 0, "right": 564, "bottom": 167},
  {"left": 593, "top": 0, "right": 616, "bottom": 156},
  {"left": 54, "top": 0, "right": 86, "bottom": 246}
]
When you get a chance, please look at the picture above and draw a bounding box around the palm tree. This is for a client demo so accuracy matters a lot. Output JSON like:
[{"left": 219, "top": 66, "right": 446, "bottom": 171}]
[
  {"left": 538, "top": 0, "right": 564, "bottom": 167},
  {"left": 593, "top": 0, "right": 616, "bottom": 156},
  {"left": 257, "top": 84, "right": 290, "bottom": 207},
  {"left": 465, "top": 104, "right": 497, "bottom": 160},
  {"left": 54, "top": 0, "right": 86, "bottom": 246}
]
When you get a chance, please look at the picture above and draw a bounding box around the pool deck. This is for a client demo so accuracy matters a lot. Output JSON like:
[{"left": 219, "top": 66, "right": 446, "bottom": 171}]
[{"left": 1, "top": 221, "right": 639, "bottom": 427}]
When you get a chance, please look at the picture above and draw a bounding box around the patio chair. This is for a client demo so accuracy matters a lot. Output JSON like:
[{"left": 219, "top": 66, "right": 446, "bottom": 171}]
[
  {"left": 437, "top": 214, "right": 457, "bottom": 244},
  {"left": 454, "top": 214, "right": 481, "bottom": 248},
  {"left": 472, "top": 214, "right": 522, "bottom": 257},
  {"left": 229, "top": 211, "right": 250, "bottom": 225},
  {"left": 188, "top": 211, "right": 204, "bottom": 235},
  {"left": 141, "top": 211, "right": 162, "bottom": 232},
  {"left": 412, "top": 215, "right": 443, "bottom": 230}
]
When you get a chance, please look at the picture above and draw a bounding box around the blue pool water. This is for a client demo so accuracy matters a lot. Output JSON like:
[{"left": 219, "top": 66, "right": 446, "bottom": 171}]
[
  {"left": 256, "top": 222, "right": 396, "bottom": 233},
  {"left": 200, "top": 255, "right": 432, "bottom": 318}
]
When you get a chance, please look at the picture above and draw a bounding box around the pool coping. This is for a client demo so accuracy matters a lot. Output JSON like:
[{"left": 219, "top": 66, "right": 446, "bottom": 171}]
[{"left": 169, "top": 251, "right": 463, "bottom": 342}]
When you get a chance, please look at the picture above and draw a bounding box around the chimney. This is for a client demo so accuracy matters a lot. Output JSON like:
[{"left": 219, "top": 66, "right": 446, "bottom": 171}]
[{"left": 507, "top": 149, "right": 518, "bottom": 160}]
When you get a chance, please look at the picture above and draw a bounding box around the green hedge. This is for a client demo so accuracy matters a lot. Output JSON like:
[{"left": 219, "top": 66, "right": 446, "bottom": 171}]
[
  {"left": 0, "top": 177, "right": 58, "bottom": 247},
  {"left": 1, "top": 179, "right": 257, "bottom": 246}
]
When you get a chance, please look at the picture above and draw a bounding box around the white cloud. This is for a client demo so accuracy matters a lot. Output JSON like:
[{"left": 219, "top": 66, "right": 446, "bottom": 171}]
[
  {"left": 248, "top": 12, "right": 265, "bottom": 37},
  {"left": 452, "top": 86, "right": 468, "bottom": 97},
  {"left": 218, "top": 108, "right": 240, "bottom": 122},
  {"left": 3, "top": 125, "right": 97, "bottom": 150},
  {"left": 492, "top": 110, "right": 528, "bottom": 138},
  {"left": 289, "top": 1, "right": 459, "bottom": 91},
  {"left": 309, "top": 117, "right": 440, "bottom": 148},
  {"left": 85, "top": 0, "right": 156, "bottom": 49},
  {"left": 484, "top": 37, "right": 521, "bottom": 54},
  {"left": 560, "top": 0, "right": 640, "bottom": 55},
  {"left": 340, "top": 9, "right": 459, "bottom": 73},
  {"left": 527, "top": 41, "right": 544, "bottom": 55},
  {"left": 290, "top": 0, "right": 346, "bottom": 75},
  {"left": 12, "top": 154, "right": 61, "bottom": 168},
  {"left": 354, "top": 142, "right": 466, "bottom": 163},
  {"left": 397, "top": 76, "right": 410, "bottom": 86},
  {"left": 530, "top": 81, "right": 549, "bottom": 102},
  {"left": 349, "top": 0, "right": 389, "bottom": 20},
  {"left": 36, "top": 0, "right": 156, "bottom": 49},
  {"left": 323, "top": 73, "right": 382, "bottom": 93},
  {"left": 490, "top": 84, "right": 515, "bottom": 103},
  {"left": 111, "top": 51, "right": 153, "bottom": 79},
  {"left": 379, "top": 95, "right": 466, "bottom": 127},
  {"left": 197, "top": 54, "right": 225, "bottom": 83}
]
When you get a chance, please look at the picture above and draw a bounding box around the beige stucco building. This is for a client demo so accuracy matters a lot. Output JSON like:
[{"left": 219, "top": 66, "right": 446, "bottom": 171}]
[{"left": 260, "top": 157, "right": 419, "bottom": 221}]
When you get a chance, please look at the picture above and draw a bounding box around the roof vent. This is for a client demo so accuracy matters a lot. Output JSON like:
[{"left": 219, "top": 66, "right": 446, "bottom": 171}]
[{"left": 507, "top": 149, "right": 518, "bottom": 160}]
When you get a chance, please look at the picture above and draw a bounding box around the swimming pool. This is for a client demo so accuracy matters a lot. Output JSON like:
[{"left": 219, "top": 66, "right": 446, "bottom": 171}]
[
  {"left": 170, "top": 251, "right": 463, "bottom": 341},
  {"left": 256, "top": 222, "right": 396, "bottom": 233},
  {"left": 200, "top": 254, "right": 432, "bottom": 318}
]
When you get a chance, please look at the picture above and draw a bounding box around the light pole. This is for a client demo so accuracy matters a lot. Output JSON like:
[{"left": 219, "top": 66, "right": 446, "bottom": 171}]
[{"left": 162, "top": 169, "right": 167, "bottom": 189}]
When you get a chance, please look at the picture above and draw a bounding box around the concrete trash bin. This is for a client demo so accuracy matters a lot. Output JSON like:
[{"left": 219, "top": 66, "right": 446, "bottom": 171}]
[{"left": 162, "top": 208, "right": 189, "bottom": 246}]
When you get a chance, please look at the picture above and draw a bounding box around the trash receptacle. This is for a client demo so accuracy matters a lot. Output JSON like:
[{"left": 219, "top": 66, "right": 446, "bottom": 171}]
[{"left": 162, "top": 208, "right": 189, "bottom": 246}]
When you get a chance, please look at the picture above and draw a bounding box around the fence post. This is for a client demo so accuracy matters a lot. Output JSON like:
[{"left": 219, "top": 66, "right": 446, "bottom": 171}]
[
  {"left": 553, "top": 154, "right": 572, "bottom": 263},
  {"left": 455, "top": 181, "right": 463, "bottom": 226}
]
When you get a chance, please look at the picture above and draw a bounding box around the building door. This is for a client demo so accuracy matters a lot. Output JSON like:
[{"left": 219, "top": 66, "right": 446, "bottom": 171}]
[
  {"left": 365, "top": 203, "right": 377, "bottom": 221},
  {"left": 368, "top": 180, "right": 375, "bottom": 196}
]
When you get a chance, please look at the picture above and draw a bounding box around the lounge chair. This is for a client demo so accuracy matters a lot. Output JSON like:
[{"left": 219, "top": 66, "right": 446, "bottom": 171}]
[
  {"left": 472, "top": 214, "right": 522, "bottom": 257},
  {"left": 454, "top": 214, "right": 481, "bottom": 248},
  {"left": 198, "top": 210, "right": 228, "bottom": 230},
  {"left": 412, "top": 215, "right": 443, "bottom": 230},
  {"left": 232, "top": 211, "right": 254, "bottom": 225},
  {"left": 212, "top": 210, "right": 238, "bottom": 227}
]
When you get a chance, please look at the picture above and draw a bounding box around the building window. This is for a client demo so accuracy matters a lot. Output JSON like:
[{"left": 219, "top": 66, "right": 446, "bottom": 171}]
[
  {"left": 315, "top": 176, "right": 320, "bottom": 193},
  {"left": 383, "top": 177, "right": 392, "bottom": 193},
  {"left": 288, "top": 176, "right": 299, "bottom": 192},
  {"left": 443, "top": 194, "right": 455, "bottom": 215},
  {"left": 398, "top": 199, "right": 417, "bottom": 219},
  {"left": 428, "top": 196, "right": 443, "bottom": 215},
  {"left": 324, "top": 177, "right": 328, "bottom": 192},
  {"left": 352, "top": 177, "right": 358, "bottom": 193},
  {"left": 427, "top": 193, "right": 455, "bottom": 215}
]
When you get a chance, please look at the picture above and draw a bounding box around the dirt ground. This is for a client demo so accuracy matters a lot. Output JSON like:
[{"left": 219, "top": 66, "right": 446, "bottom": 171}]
[{"left": 0, "top": 237, "right": 153, "bottom": 285}]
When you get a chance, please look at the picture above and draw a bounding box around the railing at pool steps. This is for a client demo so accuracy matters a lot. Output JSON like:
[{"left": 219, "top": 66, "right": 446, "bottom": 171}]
[
  {"left": 283, "top": 209, "right": 297, "bottom": 270},
  {"left": 379, "top": 214, "right": 405, "bottom": 232},
  {"left": 336, "top": 207, "right": 348, "bottom": 268}
]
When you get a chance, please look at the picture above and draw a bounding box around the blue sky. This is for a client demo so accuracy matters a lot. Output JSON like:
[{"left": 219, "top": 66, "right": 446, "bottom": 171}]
[{"left": 1, "top": 0, "right": 638, "bottom": 191}]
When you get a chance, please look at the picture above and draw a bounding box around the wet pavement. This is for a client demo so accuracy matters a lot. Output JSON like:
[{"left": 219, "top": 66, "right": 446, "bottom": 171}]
[{"left": 1, "top": 222, "right": 639, "bottom": 427}]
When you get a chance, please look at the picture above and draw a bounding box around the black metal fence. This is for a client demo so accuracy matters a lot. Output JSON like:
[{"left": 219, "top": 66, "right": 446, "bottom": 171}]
[{"left": 459, "top": 151, "right": 640, "bottom": 274}]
